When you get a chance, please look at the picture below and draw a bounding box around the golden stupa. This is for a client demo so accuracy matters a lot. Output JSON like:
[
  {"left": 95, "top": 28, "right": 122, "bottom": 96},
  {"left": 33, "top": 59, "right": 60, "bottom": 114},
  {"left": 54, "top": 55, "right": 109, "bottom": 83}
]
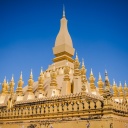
[{"left": 0, "top": 7, "right": 128, "bottom": 128}]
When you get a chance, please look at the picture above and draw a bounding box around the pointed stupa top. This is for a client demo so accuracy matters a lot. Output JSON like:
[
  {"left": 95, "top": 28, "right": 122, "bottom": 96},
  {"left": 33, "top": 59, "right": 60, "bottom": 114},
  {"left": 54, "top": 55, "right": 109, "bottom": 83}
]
[
  {"left": 41, "top": 67, "right": 43, "bottom": 73},
  {"left": 99, "top": 72, "right": 102, "bottom": 80},
  {"left": 11, "top": 74, "right": 14, "bottom": 81},
  {"left": 124, "top": 81, "right": 127, "bottom": 87},
  {"left": 90, "top": 68, "right": 93, "bottom": 75},
  {"left": 30, "top": 69, "right": 33, "bottom": 79},
  {"left": 53, "top": 6, "right": 75, "bottom": 62},
  {"left": 113, "top": 79, "right": 116, "bottom": 85},
  {"left": 105, "top": 69, "right": 109, "bottom": 81},
  {"left": 82, "top": 58, "right": 84, "bottom": 67},
  {"left": 119, "top": 81, "right": 122, "bottom": 87},
  {"left": 63, "top": 4, "right": 65, "bottom": 17},
  {"left": 75, "top": 51, "right": 79, "bottom": 61},
  {"left": 40, "top": 67, "right": 44, "bottom": 76},
  {"left": 20, "top": 71, "right": 22, "bottom": 80},
  {"left": 4, "top": 76, "right": 6, "bottom": 82},
  {"left": 124, "top": 81, "right": 127, "bottom": 92}
]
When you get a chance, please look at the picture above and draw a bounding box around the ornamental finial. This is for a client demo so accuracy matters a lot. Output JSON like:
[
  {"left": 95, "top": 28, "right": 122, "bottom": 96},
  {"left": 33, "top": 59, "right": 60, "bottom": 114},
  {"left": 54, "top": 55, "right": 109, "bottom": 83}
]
[
  {"left": 91, "top": 68, "right": 93, "bottom": 75},
  {"left": 99, "top": 72, "right": 102, "bottom": 80},
  {"left": 105, "top": 69, "right": 109, "bottom": 81},
  {"left": 20, "top": 71, "right": 22, "bottom": 80},
  {"left": 124, "top": 81, "right": 127, "bottom": 87},
  {"left": 113, "top": 79, "right": 116, "bottom": 85},
  {"left": 63, "top": 4, "right": 65, "bottom": 17},
  {"left": 119, "top": 81, "right": 122, "bottom": 87},
  {"left": 76, "top": 51, "right": 78, "bottom": 59},
  {"left": 82, "top": 58, "right": 84, "bottom": 67},
  {"left": 11, "top": 74, "right": 14, "bottom": 81},
  {"left": 30, "top": 69, "right": 33, "bottom": 78},
  {"left": 41, "top": 67, "right": 43, "bottom": 73},
  {"left": 4, "top": 76, "right": 6, "bottom": 82}
]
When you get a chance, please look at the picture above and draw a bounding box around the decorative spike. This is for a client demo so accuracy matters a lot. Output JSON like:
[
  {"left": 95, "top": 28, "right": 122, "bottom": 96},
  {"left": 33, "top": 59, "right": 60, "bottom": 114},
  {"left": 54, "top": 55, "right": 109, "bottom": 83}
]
[
  {"left": 118, "top": 81, "right": 123, "bottom": 97},
  {"left": 105, "top": 69, "right": 109, "bottom": 81},
  {"left": 82, "top": 58, "right": 84, "bottom": 67},
  {"left": 119, "top": 81, "right": 122, "bottom": 86},
  {"left": 97, "top": 72, "right": 104, "bottom": 95},
  {"left": 113, "top": 79, "right": 116, "bottom": 85},
  {"left": 7, "top": 80, "right": 9, "bottom": 84},
  {"left": 41, "top": 67, "right": 43, "bottom": 73},
  {"left": 30, "top": 69, "right": 33, "bottom": 78},
  {"left": 90, "top": 68, "right": 93, "bottom": 75},
  {"left": 20, "top": 71, "right": 22, "bottom": 80},
  {"left": 124, "top": 81, "right": 127, "bottom": 87},
  {"left": 11, "top": 74, "right": 14, "bottom": 81},
  {"left": 63, "top": 4, "right": 65, "bottom": 17},
  {"left": 99, "top": 72, "right": 102, "bottom": 80},
  {"left": 4, "top": 76, "right": 6, "bottom": 82},
  {"left": 76, "top": 51, "right": 78, "bottom": 59}
]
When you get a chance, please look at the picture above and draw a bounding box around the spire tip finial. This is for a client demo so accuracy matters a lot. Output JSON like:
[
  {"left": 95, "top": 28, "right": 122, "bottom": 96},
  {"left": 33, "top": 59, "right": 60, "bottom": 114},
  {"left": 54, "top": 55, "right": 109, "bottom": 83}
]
[
  {"left": 91, "top": 68, "right": 93, "bottom": 75},
  {"left": 12, "top": 74, "right": 14, "bottom": 81},
  {"left": 63, "top": 4, "right": 65, "bottom": 17},
  {"left": 113, "top": 79, "right": 116, "bottom": 85},
  {"left": 82, "top": 58, "right": 84, "bottom": 66},
  {"left": 99, "top": 72, "right": 101, "bottom": 79},
  {"left": 41, "top": 67, "right": 43, "bottom": 73},
  {"left": 20, "top": 71, "right": 22, "bottom": 79},
  {"left": 30, "top": 69, "right": 33, "bottom": 78}
]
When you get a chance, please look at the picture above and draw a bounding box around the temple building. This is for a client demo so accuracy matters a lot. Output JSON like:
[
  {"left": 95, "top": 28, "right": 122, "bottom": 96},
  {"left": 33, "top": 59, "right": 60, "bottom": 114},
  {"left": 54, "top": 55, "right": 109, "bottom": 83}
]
[{"left": 0, "top": 8, "right": 128, "bottom": 128}]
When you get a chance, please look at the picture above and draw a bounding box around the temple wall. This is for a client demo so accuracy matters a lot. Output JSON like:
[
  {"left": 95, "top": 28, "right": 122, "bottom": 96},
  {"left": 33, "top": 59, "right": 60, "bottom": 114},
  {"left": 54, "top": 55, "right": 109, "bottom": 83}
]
[{"left": 0, "top": 118, "right": 128, "bottom": 128}]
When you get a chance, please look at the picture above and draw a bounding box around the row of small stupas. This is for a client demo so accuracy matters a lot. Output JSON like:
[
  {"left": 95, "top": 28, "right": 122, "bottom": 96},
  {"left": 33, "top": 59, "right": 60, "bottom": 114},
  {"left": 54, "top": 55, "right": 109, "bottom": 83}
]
[
  {"left": 0, "top": 57, "right": 128, "bottom": 105},
  {"left": 0, "top": 7, "right": 128, "bottom": 109}
]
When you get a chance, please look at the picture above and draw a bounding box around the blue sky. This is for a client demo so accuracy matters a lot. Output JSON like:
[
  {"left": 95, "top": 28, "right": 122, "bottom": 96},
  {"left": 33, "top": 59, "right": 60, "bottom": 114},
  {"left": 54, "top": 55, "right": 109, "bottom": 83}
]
[{"left": 0, "top": 0, "right": 128, "bottom": 89}]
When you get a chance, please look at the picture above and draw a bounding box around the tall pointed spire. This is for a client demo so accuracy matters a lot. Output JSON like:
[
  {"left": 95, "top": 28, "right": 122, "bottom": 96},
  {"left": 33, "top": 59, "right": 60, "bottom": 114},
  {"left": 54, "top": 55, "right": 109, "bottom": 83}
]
[
  {"left": 63, "top": 4, "right": 65, "bottom": 17},
  {"left": 105, "top": 70, "right": 109, "bottom": 81},
  {"left": 124, "top": 81, "right": 128, "bottom": 97},
  {"left": 20, "top": 71, "right": 22, "bottom": 80},
  {"left": 27, "top": 69, "right": 34, "bottom": 93},
  {"left": 16, "top": 71, "right": 24, "bottom": 95},
  {"left": 112, "top": 79, "right": 118, "bottom": 97},
  {"left": 118, "top": 81, "right": 123, "bottom": 97},
  {"left": 75, "top": 51, "right": 79, "bottom": 61},
  {"left": 90, "top": 68, "right": 94, "bottom": 77},
  {"left": 82, "top": 58, "right": 85, "bottom": 68},
  {"left": 9, "top": 74, "right": 15, "bottom": 94},
  {"left": 97, "top": 72, "right": 104, "bottom": 95},
  {"left": 53, "top": 5, "right": 75, "bottom": 63},
  {"left": 104, "top": 69, "right": 110, "bottom": 91},
  {"left": 30, "top": 69, "right": 33, "bottom": 79},
  {"left": 99, "top": 72, "right": 102, "bottom": 80},
  {"left": 38, "top": 67, "right": 44, "bottom": 92},
  {"left": 89, "top": 68, "right": 96, "bottom": 91}
]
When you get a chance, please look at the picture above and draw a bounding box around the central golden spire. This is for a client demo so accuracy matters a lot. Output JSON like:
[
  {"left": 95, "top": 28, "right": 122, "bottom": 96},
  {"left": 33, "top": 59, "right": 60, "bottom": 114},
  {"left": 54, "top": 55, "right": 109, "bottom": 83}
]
[{"left": 53, "top": 6, "right": 75, "bottom": 63}]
